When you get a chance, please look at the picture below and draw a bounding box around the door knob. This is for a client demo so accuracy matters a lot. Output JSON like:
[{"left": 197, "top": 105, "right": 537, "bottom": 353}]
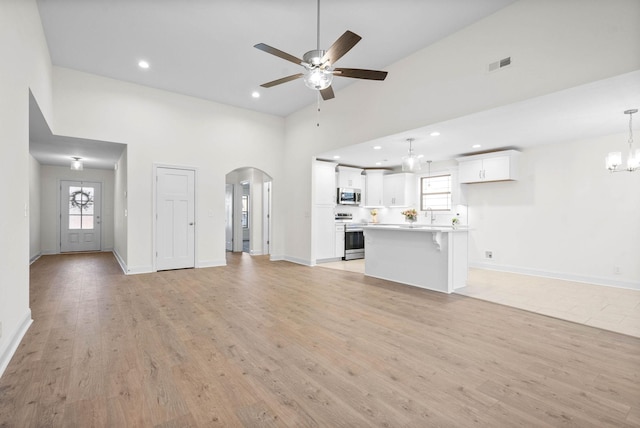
[{"left": 189, "top": 222, "right": 194, "bottom": 226}]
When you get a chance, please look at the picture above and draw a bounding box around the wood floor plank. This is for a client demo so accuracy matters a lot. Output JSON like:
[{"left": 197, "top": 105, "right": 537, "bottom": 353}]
[{"left": 0, "top": 252, "right": 638, "bottom": 427}]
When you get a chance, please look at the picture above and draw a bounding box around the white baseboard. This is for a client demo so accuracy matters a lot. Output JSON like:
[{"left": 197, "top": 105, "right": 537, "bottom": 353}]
[
  {"left": 0, "top": 311, "right": 33, "bottom": 379},
  {"left": 470, "top": 262, "right": 640, "bottom": 291},
  {"left": 269, "top": 254, "right": 285, "bottom": 261},
  {"left": 29, "top": 253, "right": 41, "bottom": 264},
  {"left": 197, "top": 259, "right": 226, "bottom": 268},
  {"left": 282, "top": 256, "right": 313, "bottom": 266},
  {"left": 125, "top": 265, "right": 154, "bottom": 275},
  {"left": 316, "top": 257, "right": 343, "bottom": 264},
  {"left": 112, "top": 249, "right": 128, "bottom": 274}
]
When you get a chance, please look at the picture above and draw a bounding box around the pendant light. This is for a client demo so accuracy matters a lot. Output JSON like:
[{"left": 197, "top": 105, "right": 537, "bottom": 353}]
[
  {"left": 70, "top": 157, "right": 83, "bottom": 171},
  {"left": 606, "top": 109, "right": 639, "bottom": 172},
  {"left": 402, "top": 138, "right": 421, "bottom": 172}
]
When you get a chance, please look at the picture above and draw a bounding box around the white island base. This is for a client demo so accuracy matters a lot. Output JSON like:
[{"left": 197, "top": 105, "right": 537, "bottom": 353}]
[{"left": 363, "top": 225, "right": 468, "bottom": 294}]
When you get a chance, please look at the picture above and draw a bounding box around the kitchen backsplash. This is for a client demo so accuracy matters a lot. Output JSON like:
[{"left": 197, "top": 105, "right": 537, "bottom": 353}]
[{"left": 335, "top": 205, "right": 468, "bottom": 226}]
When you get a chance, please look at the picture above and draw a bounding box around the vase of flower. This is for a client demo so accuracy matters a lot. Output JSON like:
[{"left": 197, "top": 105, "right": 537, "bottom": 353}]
[
  {"left": 401, "top": 208, "right": 418, "bottom": 227},
  {"left": 370, "top": 209, "right": 378, "bottom": 224}
]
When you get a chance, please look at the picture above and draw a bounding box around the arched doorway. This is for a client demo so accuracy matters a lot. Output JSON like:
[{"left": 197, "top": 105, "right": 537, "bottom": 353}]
[{"left": 225, "top": 168, "right": 272, "bottom": 255}]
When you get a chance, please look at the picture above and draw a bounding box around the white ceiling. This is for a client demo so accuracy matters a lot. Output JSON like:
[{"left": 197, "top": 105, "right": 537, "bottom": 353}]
[
  {"left": 29, "top": 94, "right": 126, "bottom": 170},
  {"left": 36, "top": 0, "right": 516, "bottom": 117},
  {"left": 317, "top": 70, "right": 640, "bottom": 168},
  {"left": 31, "top": 0, "right": 639, "bottom": 170}
]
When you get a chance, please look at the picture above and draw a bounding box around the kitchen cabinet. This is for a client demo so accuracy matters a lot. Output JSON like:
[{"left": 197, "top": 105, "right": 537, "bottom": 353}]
[
  {"left": 314, "top": 160, "right": 337, "bottom": 205},
  {"left": 456, "top": 150, "right": 520, "bottom": 183},
  {"left": 337, "top": 166, "right": 363, "bottom": 189},
  {"left": 364, "top": 169, "right": 385, "bottom": 207},
  {"left": 383, "top": 173, "right": 415, "bottom": 207},
  {"left": 335, "top": 224, "right": 345, "bottom": 259},
  {"left": 315, "top": 205, "right": 336, "bottom": 261}
]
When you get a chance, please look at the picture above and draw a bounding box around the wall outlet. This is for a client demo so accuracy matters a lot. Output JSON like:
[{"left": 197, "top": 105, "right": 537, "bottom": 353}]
[
  {"left": 485, "top": 251, "right": 493, "bottom": 259},
  {"left": 614, "top": 266, "right": 621, "bottom": 275}
]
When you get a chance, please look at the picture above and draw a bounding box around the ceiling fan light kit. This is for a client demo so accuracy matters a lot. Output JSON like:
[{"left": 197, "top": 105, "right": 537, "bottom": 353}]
[
  {"left": 254, "top": 0, "right": 387, "bottom": 101},
  {"left": 302, "top": 50, "right": 333, "bottom": 90}
]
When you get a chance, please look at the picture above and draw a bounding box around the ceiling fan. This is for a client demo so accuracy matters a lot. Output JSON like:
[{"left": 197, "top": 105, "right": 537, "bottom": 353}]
[{"left": 253, "top": 0, "right": 388, "bottom": 101}]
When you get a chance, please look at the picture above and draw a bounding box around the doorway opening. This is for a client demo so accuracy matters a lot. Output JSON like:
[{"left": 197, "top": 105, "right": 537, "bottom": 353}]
[{"left": 225, "top": 168, "right": 272, "bottom": 256}]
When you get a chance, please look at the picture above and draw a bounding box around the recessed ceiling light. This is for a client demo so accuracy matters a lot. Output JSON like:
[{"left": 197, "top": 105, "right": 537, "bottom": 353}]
[
  {"left": 375, "top": 162, "right": 382, "bottom": 166},
  {"left": 138, "top": 60, "right": 150, "bottom": 69},
  {"left": 373, "top": 145, "right": 382, "bottom": 150},
  {"left": 430, "top": 131, "right": 440, "bottom": 137},
  {"left": 251, "top": 91, "right": 260, "bottom": 98},
  {"left": 333, "top": 155, "right": 340, "bottom": 159},
  {"left": 417, "top": 154, "right": 424, "bottom": 158},
  {"left": 472, "top": 144, "right": 482, "bottom": 148}
]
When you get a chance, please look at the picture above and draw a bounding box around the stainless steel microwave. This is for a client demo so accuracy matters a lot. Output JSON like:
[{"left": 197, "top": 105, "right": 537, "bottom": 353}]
[{"left": 337, "top": 188, "right": 361, "bottom": 205}]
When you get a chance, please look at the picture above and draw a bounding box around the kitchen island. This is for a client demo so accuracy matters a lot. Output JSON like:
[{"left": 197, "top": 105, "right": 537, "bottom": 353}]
[{"left": 363, "top": 225, "right": 468, "bottom": 294}]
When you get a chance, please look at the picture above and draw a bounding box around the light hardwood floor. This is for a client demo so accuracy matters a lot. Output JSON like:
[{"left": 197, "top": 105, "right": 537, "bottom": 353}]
[{"left": 1, "top": 252, "right": 639, "bottom": 427}]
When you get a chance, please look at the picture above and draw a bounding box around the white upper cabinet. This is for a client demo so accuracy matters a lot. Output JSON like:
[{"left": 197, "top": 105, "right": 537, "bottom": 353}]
[
  {"left": 314, "top": 161, "right": 337, "bottom": 205},
  {"left": 337, "top": 166, "right": 363, "bottom": 189},
  {"left": 383, "top": 173, "right": 415, "bottom": 207},
  {"left": 364, "top": 169, "right": 385, "bottom": 207},
  {"left": 457, "top": 150, "right": 520, "bottom": 183}
]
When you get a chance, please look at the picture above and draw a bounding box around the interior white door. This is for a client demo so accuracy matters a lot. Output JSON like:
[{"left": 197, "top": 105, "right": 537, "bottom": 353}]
[
  {"left": 60, "top": 181, "right": 102, "bottom": 252},
  {"left": 156, "top": 167, "right": 195, "bottom": 270}
]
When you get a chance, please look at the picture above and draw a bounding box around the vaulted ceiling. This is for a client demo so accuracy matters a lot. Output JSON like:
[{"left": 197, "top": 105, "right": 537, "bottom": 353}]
[{"left": 31, "top": 1, "right": 639, "bottom": 170}]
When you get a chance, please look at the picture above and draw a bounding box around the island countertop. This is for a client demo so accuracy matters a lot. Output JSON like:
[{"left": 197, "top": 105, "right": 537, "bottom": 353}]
[
  {"left": 362, "top": 224, "right": 468, "bottom": 232},
  {"left": 363, "top": 225, "right": 468, "bottom": 294}
]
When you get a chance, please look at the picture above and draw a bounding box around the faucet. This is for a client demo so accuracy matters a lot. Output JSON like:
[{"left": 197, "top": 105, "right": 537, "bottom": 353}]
[{"left": 425, "top": 207, "right": 435, "bottom": 224}]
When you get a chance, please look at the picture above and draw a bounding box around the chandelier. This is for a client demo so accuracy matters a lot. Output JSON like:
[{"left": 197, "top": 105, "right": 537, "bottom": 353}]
[{"left": 606, "top": 109, "right": 639, "bottom": 172}]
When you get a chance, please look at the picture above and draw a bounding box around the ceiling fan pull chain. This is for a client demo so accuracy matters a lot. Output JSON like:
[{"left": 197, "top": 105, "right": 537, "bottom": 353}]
[{"left": 317, "top": 92, "right": 322, "bottom": 127}]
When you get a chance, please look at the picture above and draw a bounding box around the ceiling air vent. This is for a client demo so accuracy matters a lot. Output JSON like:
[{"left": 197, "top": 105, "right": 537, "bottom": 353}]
[{"left": 488, "top": 56, "right": 511, "bottom": 72}]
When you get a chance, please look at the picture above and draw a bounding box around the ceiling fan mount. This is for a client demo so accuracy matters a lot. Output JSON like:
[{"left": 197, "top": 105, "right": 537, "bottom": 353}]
[
  {"left": 303, "top": 50, "right": 326, "bottom": 67},
  {"left": 254, "top": 0, "right": 387, "bottom": 100}
]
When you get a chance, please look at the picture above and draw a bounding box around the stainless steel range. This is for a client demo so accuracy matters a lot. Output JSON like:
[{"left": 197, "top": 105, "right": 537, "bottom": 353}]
[
  {"left": 335, "top": 213, "right": 365, "bottom": 260},
  {"left": 344, "top": 223, "right": 365, "bottom": 260}
]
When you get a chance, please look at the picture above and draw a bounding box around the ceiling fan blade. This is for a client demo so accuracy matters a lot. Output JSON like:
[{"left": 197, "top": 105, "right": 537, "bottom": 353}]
[
  {"left": 260, "top": 73, "right": 304, "bottom": 88},
  {"left": 254, "top": 43, "right": 303, "bottom": 66},
  {"left": 334, "top": 68, "right": 388, "bottom": 81},
  {"left": 320, "top": 30, "right": 362, "bottom": 65},
  {"left": 320, "top": 86, "right": 335, "bottom": 101}
]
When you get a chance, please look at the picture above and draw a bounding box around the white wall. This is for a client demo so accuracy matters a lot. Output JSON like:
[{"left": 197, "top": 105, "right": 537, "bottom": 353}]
[
  {"left": 283, "top": 0, "right": 640, "bottom": 265},
  {"left": 0, "top": 0, "right": 53, "bottom": 376},
  {"left": 39, "top": 165, "right": 116, "bottom": 254},
  {"left": 113, "top": 149, "right": 128, "bottom": 268},
  {"left": 29, "top": 155, "right": 42, "bottom": 262},
  {"left": 51, "top": 67, "right": 286, "bottom": 273},
  {"left": 466, "top": 134, "right": 640, "bottom": 289}
]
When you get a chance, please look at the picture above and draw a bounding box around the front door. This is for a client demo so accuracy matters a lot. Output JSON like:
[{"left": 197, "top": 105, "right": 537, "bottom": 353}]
[
  {"left": 60, "top": 181, "right": 102, "bottom": 252},
  {"left": 156, "top": 167, "right": 195, "bottom": 270}
]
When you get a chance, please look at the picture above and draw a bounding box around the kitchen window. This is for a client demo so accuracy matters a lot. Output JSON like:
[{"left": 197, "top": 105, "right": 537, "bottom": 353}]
[{"left": 420, "top": 174, "right": 452, "bottom": 211}]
